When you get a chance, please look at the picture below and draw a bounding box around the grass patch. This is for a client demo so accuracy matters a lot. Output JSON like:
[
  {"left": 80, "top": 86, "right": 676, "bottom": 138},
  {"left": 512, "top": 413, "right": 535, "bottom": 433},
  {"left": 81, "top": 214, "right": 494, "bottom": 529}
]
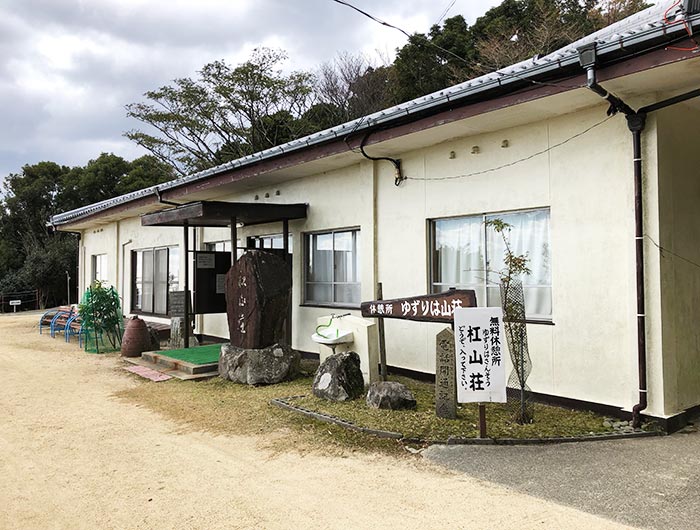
[
  {"left": 115, "top": 360, "right": 403, "bottom": 456},
  {"left": 115, "top": 359, "right": 626, "bottom": 456},
  {"left": 157, "top": 343, "right": 221, "bottom": 365},
  {"left": 292, "top": 375, "right": 612, "bottom": 440}
]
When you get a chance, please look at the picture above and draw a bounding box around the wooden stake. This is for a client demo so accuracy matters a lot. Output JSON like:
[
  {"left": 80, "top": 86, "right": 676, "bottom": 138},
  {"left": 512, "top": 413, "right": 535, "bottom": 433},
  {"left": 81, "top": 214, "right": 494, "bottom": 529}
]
[
  {"left": 377, "top": 282, "right": 388, "bottom": 381},
  {"left": 478, "top": 403, "right": 487, "bottom": 438}
]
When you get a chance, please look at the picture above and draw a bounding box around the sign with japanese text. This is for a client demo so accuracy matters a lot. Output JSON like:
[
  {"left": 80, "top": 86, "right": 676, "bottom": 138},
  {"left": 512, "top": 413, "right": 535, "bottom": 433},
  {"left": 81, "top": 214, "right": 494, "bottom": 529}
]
[
  {"left": 196, "top": 253, "right": 215, "bottom": 269},
  {"left": 360, "top": 290, "right": 476, "bottom": 323},
  {"left": 454, "top": 307, "right": 507, "bottom": 403}
]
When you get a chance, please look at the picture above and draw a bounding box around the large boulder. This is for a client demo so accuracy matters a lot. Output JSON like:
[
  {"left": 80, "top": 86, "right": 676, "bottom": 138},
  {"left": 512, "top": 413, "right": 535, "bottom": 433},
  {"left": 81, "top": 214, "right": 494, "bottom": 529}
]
[
  {"left": 312, "top": 351, "right": 365, "bottom": 402},
  {"left": 366, "top": 381, "right": 417, "bottom": 410},
  {"left": 219, "top": 342, "right": 300, "bottom": 385}
]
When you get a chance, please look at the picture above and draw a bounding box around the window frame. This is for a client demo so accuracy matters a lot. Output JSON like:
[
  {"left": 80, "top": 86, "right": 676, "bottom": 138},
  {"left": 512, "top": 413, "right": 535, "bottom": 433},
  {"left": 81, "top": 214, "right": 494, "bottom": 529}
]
[
  {"left": 429, "top": 207, "right": 552, "bottom": 323},
  {"left": 91, "top": 254, "right": 108, "bottom": 284},
  {"left": 131, "top": 246, "right": 180, "bottom": 317},
  {"left": 247, "top": 233, "right": 293, "bottom": 253},
  {"left": 302, "top": 227, "right": 361, "bottom": 309}
]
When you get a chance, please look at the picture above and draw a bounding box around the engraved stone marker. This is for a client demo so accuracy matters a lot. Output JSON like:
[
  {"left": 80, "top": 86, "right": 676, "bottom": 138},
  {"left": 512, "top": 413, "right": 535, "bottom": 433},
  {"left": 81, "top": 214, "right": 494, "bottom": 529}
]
[
  {"left": 435, "top": 327, "right": 457, "bottom": 419},
  {"left": 225, "top": 250, "right": 291, "bottom": 349}
]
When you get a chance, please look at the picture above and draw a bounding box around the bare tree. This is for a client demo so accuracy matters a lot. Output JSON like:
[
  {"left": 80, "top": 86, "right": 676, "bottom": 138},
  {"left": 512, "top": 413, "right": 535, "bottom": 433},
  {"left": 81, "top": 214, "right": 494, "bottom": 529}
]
[{"left": 313, "top": 51, "right": 396, "bottom": 125}]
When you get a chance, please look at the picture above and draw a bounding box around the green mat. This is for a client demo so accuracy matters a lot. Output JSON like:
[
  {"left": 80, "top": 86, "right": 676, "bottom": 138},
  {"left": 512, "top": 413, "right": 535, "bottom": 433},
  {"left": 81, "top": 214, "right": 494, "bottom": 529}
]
[{"left": 160, "top": 343, "right": 221, "bottom": 365}]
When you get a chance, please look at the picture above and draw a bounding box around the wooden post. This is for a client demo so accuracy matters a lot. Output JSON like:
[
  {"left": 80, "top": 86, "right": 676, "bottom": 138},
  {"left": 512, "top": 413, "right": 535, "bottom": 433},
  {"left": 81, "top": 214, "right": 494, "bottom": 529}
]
[
  {"left": 183, "top": 221, "right": 189, "bottom": 349},
  {"left": 478, "top": 403, "right": 487, "bottom": 438},
  {"left": 377, "top": 282, "right": 388, "bottom": 381},
  {"left": 230, "top": 216, "right": 237, "bottom": 264},
  {"left": 283, "top": 219, "right": 291, "bottom": 347}
]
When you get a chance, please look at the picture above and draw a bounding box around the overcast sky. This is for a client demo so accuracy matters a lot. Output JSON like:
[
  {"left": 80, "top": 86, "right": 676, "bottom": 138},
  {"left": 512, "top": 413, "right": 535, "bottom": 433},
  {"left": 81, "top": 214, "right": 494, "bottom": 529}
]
[{"left": 0, "top": 0, "right": 504, "bottom": 180}]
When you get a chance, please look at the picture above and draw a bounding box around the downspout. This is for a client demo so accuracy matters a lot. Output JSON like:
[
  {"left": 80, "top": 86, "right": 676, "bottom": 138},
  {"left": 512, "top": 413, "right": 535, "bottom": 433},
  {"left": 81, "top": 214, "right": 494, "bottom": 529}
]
[
  {"left": 628, "top": 114, "right": 648, "bottom": 428},
  {"left": 359, "top": 132, "right": 405, "bottom": 186},
  {"left": 154, "top": 186, "right": 182, "bottom": 207},
  {"left": 578, "top": 43, "right": 648, "bottom": 427}
]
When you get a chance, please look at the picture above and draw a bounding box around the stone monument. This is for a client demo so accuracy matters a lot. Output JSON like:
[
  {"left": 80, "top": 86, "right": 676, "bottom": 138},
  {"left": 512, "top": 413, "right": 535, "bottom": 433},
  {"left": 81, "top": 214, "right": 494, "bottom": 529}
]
[
  {"left": 435, "top": 327, "right": 457, "bottom": 419},
  {"left": 225, "top": 250, "right": 291, "bottom": 349}
]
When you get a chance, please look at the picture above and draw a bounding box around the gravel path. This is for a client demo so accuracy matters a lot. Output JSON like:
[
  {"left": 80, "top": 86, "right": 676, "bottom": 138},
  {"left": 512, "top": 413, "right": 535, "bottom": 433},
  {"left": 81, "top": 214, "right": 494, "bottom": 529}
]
[{"left": 0, "top": 313, "right": 632, "bottom": 529}]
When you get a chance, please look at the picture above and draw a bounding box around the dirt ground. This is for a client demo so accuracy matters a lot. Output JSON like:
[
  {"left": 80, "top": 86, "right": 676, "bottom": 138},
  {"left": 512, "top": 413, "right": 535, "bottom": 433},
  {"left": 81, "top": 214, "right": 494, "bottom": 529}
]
[{"left": 0, "top": 312, "right": 631, "bottom": 530}]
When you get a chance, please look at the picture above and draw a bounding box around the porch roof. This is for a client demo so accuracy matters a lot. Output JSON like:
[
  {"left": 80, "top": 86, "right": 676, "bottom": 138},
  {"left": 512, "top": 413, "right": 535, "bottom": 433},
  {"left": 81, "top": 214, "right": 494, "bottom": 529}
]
[{"left": 140, "top": 201, "right": 308, "bottom": 228}]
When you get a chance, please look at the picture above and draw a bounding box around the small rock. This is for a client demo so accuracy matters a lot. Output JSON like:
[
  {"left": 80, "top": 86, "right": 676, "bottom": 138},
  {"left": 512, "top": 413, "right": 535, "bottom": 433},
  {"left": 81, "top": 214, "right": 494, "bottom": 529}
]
[
  {"left": 312, "top": 351, "right": 364, "bottom": 401},
  {"left": 603, "top": 420, "right": 613, "bottom": 428},
  {"left": 366, "top": 381, "right": 417, "bottom": 410}
]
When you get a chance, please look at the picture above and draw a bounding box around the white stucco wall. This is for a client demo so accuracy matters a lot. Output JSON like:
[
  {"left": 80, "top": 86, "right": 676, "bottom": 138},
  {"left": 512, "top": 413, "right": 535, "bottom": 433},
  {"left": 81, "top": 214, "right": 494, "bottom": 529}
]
[
  {"left": 372, "top": 105, "right": 641, "bottom": 412},
  {"left": 81, "top": 217, "right": 184, "bottom": 323},
  {"left": 655, "top": 103, "right": 700, "bottom": 415}
]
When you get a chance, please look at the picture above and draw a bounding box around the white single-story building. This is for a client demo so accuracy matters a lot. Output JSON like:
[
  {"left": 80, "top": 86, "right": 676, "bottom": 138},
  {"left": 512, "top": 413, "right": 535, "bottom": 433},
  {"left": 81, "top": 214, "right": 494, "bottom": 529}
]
[{"left": 51, "top": 3, "right": 700, "bottom": 430}]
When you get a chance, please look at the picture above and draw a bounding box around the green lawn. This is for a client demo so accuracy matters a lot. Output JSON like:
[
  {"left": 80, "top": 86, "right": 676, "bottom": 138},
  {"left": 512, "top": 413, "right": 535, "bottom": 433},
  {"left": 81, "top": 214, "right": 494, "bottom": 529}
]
[{"left": 159, "top": 343, "right": 221, "bottom": 365}]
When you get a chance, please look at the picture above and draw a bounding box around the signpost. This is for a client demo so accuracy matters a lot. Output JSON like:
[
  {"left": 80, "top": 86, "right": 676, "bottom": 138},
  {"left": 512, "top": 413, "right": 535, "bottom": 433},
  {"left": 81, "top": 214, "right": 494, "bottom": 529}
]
[
  {"left": 361, "top": 289, "right": 477, "bottom": 420},
  {"left": 360, "top": 290, "right": 477, "bottom": 323},
  {"left": 9, "top": 300, "right": 21, "bottom": 313},
  {"left": 453, "top": 307, "right": 507, "bottom": 437}
]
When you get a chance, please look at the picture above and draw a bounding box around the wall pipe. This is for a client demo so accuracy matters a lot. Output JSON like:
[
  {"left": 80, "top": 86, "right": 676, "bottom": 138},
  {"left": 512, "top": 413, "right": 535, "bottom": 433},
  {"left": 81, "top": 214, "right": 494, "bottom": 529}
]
[
  {"left": 628, "top": 114, "right": 648, "bottom": 428},
  {"left": 579, "top": 42, "right": 647, "bottom": 427}
]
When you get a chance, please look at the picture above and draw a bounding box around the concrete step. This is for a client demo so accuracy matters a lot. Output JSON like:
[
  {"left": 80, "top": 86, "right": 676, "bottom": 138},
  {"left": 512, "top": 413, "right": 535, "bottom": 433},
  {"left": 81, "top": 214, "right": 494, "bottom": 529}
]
[{"left": 125, "top": 354, "right": 218, "bottom": 381}]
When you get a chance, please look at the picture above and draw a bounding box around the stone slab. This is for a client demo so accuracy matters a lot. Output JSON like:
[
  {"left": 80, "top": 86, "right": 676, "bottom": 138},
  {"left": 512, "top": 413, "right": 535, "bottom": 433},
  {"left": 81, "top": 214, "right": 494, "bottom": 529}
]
[{"left": 436, "top": 327, "right": 457, "bottom": 419}]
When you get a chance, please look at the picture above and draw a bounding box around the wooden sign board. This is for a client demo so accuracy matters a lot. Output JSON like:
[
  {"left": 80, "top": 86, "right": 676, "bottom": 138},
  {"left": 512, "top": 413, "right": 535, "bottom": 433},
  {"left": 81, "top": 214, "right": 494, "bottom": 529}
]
[
  {"left": 168, "top": 290, "right": 191, "bottom": 318},
  {"left": 361, "top": 290, "right": 476, "bottom": 324}
]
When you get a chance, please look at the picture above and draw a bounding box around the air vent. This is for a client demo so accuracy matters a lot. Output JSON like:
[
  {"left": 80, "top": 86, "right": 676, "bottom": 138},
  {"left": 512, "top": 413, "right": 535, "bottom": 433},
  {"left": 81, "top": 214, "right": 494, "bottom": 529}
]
[{"left": 684, "top": 0, "right": 700, "bottom": 15}]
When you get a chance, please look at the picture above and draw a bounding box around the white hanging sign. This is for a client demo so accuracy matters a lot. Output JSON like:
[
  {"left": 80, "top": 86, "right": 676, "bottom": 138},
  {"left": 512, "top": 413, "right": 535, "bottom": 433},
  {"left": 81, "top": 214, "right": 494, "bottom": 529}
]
[
  {"left": 454, "top": 307, "right": 507, "bottom": 403},
  {"left": 196, "top": 253, "right": 215, "bottom": 269}
]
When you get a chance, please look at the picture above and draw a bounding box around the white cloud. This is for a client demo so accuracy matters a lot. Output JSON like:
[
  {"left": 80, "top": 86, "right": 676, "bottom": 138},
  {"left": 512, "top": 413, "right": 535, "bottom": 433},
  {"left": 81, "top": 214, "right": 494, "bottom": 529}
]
[{"left": 0, "top": 0, "right": 503, "bottom": 179}]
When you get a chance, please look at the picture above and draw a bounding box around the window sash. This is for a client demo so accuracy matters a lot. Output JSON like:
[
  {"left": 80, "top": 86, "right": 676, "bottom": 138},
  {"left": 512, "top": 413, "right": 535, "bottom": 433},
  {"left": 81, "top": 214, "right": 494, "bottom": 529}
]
[
  {"left": 92, "top": 254, "right": 108, "bottom": 283},
  {"left": 250, "top": 234, "right": 293, "bottom": 252},
  {"left": 304, "top": 229, "right": 360, "bottom": 306},
  {"left": 431, "top": 209, "right": 551, "bottom": 319},
  {"left": 132, "top": 247, "right": 178, "bottom": 315},
  {"left": 204, "top": 240, "right": 245, "bottom": 259}
]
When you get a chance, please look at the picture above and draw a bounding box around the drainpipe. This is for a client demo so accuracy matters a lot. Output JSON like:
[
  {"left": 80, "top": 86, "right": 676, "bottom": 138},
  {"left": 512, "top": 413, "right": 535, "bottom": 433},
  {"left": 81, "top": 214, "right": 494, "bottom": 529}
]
[
  {"left": 154, "top": 186, "right": 182, "bottom": 207},
  {"left": 628, "top": 113, "right": 648, "bottom": 428},
  {"left": 578, "top": 43, "right": 648, "bottom": 427}
]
